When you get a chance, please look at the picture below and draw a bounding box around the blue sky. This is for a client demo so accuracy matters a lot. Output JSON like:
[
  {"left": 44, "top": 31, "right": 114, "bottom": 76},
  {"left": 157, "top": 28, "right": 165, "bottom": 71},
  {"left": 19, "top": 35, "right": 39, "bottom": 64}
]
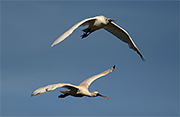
[{"left": 1, "top": 1, "right": 179, "bottom": 116}]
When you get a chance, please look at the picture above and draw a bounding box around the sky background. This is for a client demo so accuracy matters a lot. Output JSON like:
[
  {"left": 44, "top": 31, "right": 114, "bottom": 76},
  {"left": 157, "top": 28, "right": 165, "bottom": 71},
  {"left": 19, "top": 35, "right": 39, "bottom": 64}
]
[{"left": 1, "top": 1, "right": 179, "bottom": 117}]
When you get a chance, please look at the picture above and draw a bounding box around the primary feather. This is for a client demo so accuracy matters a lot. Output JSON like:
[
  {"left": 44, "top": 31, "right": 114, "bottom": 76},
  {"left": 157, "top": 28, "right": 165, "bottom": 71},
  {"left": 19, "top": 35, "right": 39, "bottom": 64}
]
[
  {"left": 51, "top": 17, "right": 96, "bottom": 47},
  {"left": 79, "top": 65, "right": 115, "bottom": 89},
  {"left": 31, "top": 83, "right": 78, "bottom": 96}
]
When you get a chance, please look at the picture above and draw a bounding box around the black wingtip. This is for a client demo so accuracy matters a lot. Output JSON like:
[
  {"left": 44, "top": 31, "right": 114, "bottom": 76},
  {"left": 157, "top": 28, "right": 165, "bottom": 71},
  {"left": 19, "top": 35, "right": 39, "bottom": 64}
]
[
  {"left": 113, "top": 65, "right": 116, "bottom": 69},
  {"left": 141, "top": 56, "right": 146, "bottom": 62}
]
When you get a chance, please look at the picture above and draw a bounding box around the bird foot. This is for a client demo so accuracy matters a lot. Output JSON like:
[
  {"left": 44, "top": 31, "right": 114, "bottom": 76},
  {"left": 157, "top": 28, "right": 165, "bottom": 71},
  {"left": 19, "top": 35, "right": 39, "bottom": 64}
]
[
  {"left": 58, "top": 94, "right": 68, "bottom": 98},
  {"left": 80, "top": 33, "right": 89, "bottom": 39}
]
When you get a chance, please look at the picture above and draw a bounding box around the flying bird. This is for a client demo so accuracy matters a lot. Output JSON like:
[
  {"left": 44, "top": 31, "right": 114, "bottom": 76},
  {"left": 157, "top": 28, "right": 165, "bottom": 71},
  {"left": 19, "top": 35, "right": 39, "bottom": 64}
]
[
  {"left": 31, "top": 65, "right": 115, "bottom": 99},
  {"left": 51, "top": 15, "right": 145, "bottom": 61}
]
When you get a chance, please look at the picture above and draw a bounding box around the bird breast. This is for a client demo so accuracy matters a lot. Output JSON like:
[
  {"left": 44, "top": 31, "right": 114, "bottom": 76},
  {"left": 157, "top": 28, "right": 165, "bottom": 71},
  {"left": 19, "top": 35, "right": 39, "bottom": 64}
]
[
  {"left": 77, "top": 87, "right": 92, "bottom": 97},
  {"left": 89, "top": 20, "right": 107, "bottom": 32},
  {"left": 95, "top": 16, "right": 108, "bottom": 26}
]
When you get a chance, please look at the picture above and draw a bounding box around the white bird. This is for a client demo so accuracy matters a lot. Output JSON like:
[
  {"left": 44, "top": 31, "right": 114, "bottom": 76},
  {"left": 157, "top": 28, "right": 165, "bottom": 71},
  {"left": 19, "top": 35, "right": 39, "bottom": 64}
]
[
  {"left": 31, "top": 65, "right": 115, "bottom": 99},
  {"left": 51, "top": 15, "right": 145, "bottom": 61}
]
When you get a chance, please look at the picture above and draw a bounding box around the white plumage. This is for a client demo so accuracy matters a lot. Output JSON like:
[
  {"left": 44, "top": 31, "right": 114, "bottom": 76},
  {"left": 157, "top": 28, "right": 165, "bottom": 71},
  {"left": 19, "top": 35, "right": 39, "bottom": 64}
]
[
  {"left": 51, "top": 15, "right": 145, "bottom": 61},
  {"left": 31, "top": 65, "right": 115, "bottom": 99}
]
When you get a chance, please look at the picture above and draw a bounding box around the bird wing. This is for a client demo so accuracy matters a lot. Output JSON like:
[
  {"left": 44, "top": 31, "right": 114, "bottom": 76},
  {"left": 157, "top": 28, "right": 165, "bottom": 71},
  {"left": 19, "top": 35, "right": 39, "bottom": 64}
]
[
  {"left": 79, "top": 65, "right": 115, "bottom": 89},
  {"left": 51, "top": 17, "right": 96, "bottom": 47},
  {"left": 103, "top": 22, "right": 145, "bottom": 61},
  {"left": 31, "top": 83, "right": 79, "bottom": 96}
]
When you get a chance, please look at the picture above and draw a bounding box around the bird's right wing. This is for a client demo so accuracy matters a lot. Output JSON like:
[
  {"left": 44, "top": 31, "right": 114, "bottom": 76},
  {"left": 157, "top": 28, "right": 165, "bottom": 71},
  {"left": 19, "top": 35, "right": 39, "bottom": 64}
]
[
  {"left": 103, "top": 22, "right": 145, "bottom": 61},
  {"left": 31, "top": 83, "right": 78, "bottom": 96},
  {"left": 79, "top": 65, "right": 115, "bottom": 89},
  {"left": 51, "top": 17, "right": 96, "bottom": 47}
]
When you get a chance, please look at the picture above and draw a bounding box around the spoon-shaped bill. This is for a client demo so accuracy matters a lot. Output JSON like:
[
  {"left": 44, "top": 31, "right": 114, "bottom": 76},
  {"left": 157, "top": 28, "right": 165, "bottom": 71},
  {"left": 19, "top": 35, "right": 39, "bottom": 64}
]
[{"left": 98, "top": 93, "right": 109, "bottom": 99}]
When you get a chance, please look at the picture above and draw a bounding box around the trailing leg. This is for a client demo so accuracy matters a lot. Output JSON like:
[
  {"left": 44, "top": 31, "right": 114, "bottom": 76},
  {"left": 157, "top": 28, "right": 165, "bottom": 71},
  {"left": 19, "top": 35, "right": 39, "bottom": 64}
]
[
  {"left": 81, "top": 28, "right": 91, "bottom": 39},
  {"left": 58, "top": 93, "right": 69, "bottom": 98},
  {"left": 58, "top": 90, "right": 69, "bottom": 98}
]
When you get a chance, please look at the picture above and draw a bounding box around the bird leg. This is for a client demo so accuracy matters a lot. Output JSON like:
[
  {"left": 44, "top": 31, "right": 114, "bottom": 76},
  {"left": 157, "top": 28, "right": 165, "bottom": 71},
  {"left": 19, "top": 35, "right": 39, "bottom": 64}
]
[
  {"left": 58, "top": 90, "right": 69, "bottom": 98},
  {"left": 81, "top": 29, "right": 91, "bottom": 39},
  {"left": 58, "top": 94, "right": 69, "bottom": 98}
]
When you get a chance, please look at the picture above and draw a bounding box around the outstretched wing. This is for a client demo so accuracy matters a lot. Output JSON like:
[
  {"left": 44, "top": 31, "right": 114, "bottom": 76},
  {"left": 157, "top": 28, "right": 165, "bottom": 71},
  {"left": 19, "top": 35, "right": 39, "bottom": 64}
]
[
  {"left": 31, "top": 83, "right": 78, "bottom": 96},
  {"left": 79, "top": 65, "right": 115, "bottom": 89},
  {"left": 51, "top": 17, "right": 96, "bottom": 47},
  {"left": 103, "top": 22, "right": 145, "bottom": 61}
]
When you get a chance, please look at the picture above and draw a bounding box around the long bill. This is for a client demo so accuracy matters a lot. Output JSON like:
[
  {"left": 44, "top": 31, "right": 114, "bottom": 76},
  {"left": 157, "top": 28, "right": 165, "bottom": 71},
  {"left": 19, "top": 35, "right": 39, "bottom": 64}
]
[{"left": 98, "top": 94, "right": 109, "bottom": 99}]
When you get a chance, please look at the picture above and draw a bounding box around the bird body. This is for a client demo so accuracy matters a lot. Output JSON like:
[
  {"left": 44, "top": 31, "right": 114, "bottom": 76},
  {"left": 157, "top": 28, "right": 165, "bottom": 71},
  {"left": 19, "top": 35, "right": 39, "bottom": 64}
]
[
  {"left": 83, "top": 15, "right": 108, "bottom": 32},
  {"left": 51, "top": 15, "right": 145, "bottom": 61},
  {"left": 31, "top": 65, "right": 115, "bottom": 99}
]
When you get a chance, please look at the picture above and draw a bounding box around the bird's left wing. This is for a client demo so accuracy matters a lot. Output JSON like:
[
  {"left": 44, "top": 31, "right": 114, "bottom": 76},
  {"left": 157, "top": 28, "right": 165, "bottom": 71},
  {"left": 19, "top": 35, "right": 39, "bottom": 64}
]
[
  {"left": 31, "top": 83, "right": 78, "bottom": 96},
  {"left": 51, "top": 17, "right": 96, "bottom": 47},
  {"left": 79, "top": 65, "right": 115, "bottom": 89},
  {"left": 103, "top": 22, "right": 145, "bottom": 61}
]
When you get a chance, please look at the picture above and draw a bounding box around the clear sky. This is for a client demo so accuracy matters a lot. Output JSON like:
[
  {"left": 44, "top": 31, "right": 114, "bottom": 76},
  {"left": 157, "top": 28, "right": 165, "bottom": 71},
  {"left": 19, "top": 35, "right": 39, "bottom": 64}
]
[{"left": 1, "top": 1, "right": 179, "bottom": 116}]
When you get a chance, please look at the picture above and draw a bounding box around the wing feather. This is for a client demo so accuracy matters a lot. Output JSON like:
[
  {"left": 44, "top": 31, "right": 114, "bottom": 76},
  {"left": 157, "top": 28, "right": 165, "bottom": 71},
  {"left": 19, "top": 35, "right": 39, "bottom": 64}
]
[
  {"left": 51, "top": 17, "right": 96, "bottom": 47},
  {"left": 104, "top": 22, "right": 145, "bottom": 61},
  {"left": 79, "top": 65, "right": 115, "bottom": 89},
  {"left": 31, "top": 83, "right": 78, "bottom": 96}
]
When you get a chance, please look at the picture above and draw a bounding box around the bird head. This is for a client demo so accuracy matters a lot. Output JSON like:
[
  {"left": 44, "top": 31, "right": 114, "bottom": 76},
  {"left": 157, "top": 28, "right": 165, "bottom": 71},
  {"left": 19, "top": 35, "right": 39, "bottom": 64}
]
[
  {"left": 107, "top": 18, "right": 117, "bottom": 23},
  {"left": 92, "top": 91, "right": 109, "bottom": 99}
]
